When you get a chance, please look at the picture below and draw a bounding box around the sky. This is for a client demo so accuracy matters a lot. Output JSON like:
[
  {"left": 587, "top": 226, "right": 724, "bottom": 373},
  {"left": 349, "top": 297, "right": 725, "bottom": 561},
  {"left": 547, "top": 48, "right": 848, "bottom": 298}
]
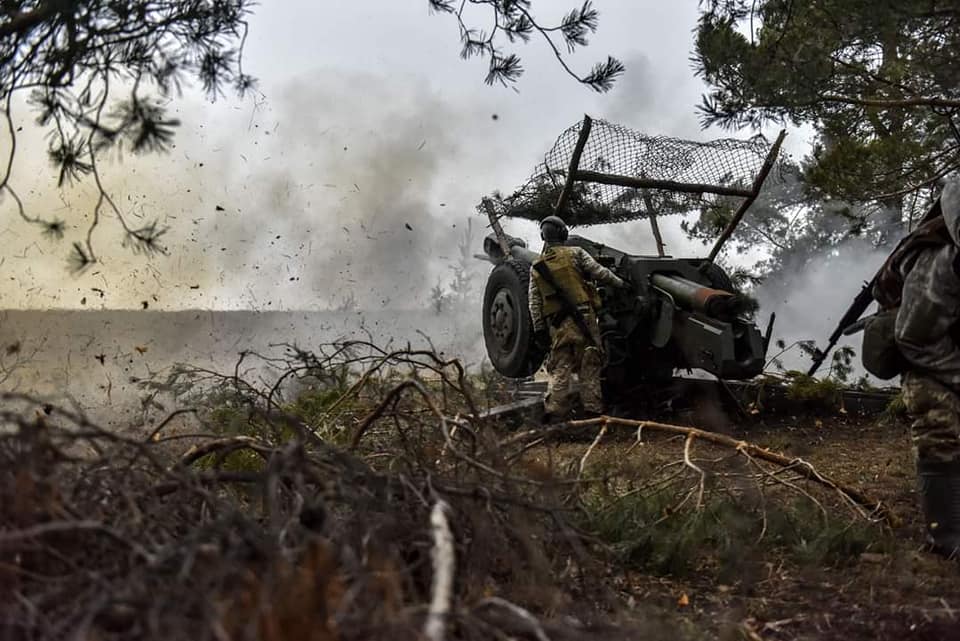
[{"left": 0, "top": 0, "right": 810, "bottom": 311}]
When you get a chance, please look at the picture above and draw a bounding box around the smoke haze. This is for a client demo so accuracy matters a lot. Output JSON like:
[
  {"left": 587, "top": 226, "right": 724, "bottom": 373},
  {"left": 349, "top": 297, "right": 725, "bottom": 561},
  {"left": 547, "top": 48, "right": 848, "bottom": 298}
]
[
  {"left": 1, "top": 69, "right": 504, "bottom": 311},
  {"left": 754, "top": 238, "right": 886, "bottom": 376}
]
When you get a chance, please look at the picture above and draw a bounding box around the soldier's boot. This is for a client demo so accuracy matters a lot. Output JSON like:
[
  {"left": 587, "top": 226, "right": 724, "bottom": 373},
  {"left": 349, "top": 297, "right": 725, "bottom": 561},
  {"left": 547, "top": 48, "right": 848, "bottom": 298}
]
[{"left": 918, "top": 458, "right": 960, "bottom": 558}]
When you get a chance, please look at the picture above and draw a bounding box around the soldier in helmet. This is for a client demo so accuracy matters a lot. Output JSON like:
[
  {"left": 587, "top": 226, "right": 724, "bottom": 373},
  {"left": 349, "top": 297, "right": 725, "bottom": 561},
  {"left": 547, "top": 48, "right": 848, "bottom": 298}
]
[{"left": 528, "top": 215, "right": 629, "bottom": 421}]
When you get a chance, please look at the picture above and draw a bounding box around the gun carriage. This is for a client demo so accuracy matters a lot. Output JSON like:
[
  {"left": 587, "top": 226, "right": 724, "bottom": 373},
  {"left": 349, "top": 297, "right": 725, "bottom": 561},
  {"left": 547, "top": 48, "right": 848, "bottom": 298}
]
[{"left": 477, "top": 116, "right": 785, "bottom": 397}]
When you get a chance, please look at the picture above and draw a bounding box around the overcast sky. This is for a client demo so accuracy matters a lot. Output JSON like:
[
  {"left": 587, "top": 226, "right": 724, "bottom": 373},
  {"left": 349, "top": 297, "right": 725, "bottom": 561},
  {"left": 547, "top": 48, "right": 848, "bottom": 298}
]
[{"left": 1, "top": 0, "right": 807, "bottom": 310}]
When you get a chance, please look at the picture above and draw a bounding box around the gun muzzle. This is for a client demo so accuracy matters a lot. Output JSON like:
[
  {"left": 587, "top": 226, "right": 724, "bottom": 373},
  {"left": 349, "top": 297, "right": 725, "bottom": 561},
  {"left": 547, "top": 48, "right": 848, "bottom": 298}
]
[{"left": 651, "top": 273, "right": 751, "bottom": 321}]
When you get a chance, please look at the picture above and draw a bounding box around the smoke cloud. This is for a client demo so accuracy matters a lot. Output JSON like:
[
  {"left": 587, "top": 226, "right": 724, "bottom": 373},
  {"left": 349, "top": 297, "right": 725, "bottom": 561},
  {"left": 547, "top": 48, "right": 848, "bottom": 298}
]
[{"left": 754, "top": 238, "right": 886, "bottom": 376}]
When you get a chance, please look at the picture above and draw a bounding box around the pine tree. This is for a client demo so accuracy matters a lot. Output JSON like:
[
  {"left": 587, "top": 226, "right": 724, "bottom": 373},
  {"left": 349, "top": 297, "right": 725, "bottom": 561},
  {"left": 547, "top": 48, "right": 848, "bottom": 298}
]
[
  {"left": 0, "top": 1, "right": 620, "bottom": 267},
  {"left": 694, "top": 1, "right": 960, "bottom": 238}
]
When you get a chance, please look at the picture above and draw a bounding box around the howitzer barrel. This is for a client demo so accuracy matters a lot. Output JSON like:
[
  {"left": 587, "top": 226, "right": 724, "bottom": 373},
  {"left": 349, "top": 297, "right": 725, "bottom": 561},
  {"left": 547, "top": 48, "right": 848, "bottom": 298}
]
[
  {"left": 651, "top": 273, "right": 742, "bottom": 320},
  {"left": 481, "top": 233, "right": 540, "bottom": 264}
]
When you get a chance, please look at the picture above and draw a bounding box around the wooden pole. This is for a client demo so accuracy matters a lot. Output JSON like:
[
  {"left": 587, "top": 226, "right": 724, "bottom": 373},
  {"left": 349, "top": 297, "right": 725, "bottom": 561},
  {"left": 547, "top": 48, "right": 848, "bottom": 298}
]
[
  {"left": 707, "top": 129, "right": 787, "bottom": 263},
  {"left": 553, "top": 115, "right": 593, "bottom": 218},
  {"left": 573, "top": 170, "right": 754, "bottom": 199},
  {"left": 481, "top": 197, "right": 512, "bottom": 258},
  {"left": 641, "top": 190, "right": 665, "bottom": 256}
]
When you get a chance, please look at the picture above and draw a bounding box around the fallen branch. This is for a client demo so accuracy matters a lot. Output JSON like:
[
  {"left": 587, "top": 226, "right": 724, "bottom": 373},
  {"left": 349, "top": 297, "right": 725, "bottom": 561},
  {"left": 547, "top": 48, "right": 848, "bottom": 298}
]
[
  {"left": 551, "top": 416, "right": 897, "bottom": 526},
  {"left": 176, "top": 435, "right": 271, "bottom": 468},
  {"left": 424, "top": 500, "right": 455, "bottom": 641}
]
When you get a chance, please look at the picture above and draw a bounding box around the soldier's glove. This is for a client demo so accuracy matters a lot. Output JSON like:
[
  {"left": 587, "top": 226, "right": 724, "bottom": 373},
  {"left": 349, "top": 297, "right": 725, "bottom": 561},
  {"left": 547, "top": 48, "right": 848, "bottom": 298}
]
[{"left": 533, "top": 328, "right": 550, "bottom": 351}]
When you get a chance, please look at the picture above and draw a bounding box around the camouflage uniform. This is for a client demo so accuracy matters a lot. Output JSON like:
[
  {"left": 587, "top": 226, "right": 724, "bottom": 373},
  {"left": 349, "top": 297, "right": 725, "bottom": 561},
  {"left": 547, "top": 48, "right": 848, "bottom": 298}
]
[
  {"left": 901, "top": 373, "right": 960, "bottom": 463},
  {"left": 894, "top": 179, "right": 960, "bottom": 554},
  {"left": 895, "top": 211, "right": 960, "bottom": 462},
  {"left": 528, "top": 244, "right": 625, "bottom": 417}
]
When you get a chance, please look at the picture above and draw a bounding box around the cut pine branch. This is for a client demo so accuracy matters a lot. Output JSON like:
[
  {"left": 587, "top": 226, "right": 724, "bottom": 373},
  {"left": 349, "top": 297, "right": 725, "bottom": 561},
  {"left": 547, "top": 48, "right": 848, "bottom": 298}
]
[{"left": 546, "top": 416, "right": 898, "bottom": 526}]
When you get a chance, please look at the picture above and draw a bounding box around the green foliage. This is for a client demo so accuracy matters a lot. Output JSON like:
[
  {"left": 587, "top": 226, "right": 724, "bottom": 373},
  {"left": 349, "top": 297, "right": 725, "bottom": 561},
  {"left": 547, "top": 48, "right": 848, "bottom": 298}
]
[
  {"left": 583, "top": 489, "right": 890, "bottom": 577},
  {"left": 485, "top": 173, "right": 631, "bottom": 227},
  {"left": 7, "top": 1, "right": 620, "bottom": 268},
  {"left": 197, "top": 372, "right": 355, "bottom": 472},
  {"left": 586, "top": 490, "right": 751, "bottom": 576},
  {"left": 0, "top": 0, "right": 255, "bottom": 264},
  {"left": 286, "top": 384, "right": 355, "bottom": 439},
  {"left": 683, "top": 162, "right": 879, "bottom": 288},
  {"left": 884, "top": 390, "right": 907, "bottom": 419},
  {"left": 783, "top": 373, "right": 843, "bottom": 408},
  {"left": 828, "top": 346, "right": 856, "bottom": 384},
  {"left": 766, "top": 341, "right": 861, "bottom": 407},
  {"left": 694, "top": 0, "right": 960, "bottom": 213},
  {"left": 429, "top": 0, "right": 623, "bottom": 92},
  {"left": 774, "top": 346, "right": 856, "bottom": 408},
  {"left": 790, "top": 519, "right": 887, "bottom": 566},
  {"left": 198, "top": 402, "right": 271, "bottom": 473}
]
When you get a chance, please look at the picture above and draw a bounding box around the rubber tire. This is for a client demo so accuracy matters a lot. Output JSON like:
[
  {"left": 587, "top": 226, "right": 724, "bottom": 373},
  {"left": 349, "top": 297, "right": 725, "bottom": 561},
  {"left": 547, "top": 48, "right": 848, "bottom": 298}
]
[{"left": 482, "top": 260, "right": 547, "bottom": 378}]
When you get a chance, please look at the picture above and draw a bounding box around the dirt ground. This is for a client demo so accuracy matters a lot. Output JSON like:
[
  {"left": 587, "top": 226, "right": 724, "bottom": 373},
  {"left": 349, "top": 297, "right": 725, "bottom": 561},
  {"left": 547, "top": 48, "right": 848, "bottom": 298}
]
[{"left": 591, "top": 412, "right": 960, "bottom": 641}]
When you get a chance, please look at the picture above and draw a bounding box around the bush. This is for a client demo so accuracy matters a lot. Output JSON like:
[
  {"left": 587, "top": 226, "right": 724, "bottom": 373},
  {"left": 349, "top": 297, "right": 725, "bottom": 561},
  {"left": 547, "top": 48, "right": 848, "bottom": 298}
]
[{"left": 783, "top": 372, "right": 843, "bottom": 409}]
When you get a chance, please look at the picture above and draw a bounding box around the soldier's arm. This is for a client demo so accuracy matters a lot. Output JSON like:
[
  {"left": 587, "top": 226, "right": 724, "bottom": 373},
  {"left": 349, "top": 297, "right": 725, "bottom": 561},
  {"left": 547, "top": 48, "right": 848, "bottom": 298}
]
[
  {"left": 896, "top": 246, "right": 960, "bottom": 390},
  {"left": 528, "top": 271, "right": 545, "bottom": 331},
  {"left": 572, "top": 247, "right": 626, "bottom": 289}
]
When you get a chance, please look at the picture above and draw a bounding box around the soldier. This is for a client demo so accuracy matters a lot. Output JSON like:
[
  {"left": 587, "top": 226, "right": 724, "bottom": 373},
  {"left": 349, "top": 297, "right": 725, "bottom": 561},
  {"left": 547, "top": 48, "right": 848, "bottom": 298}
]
[
  {"left": 528, "top": 216, "right": 628, "bottom": 421},
  {"left": 879, "top": 179, "right": 960, "bottom": 557}
]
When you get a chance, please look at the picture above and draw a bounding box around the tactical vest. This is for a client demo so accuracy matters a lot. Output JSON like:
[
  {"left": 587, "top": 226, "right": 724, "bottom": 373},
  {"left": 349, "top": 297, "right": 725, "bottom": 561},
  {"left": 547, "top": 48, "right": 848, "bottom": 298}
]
[{"left": 532, "top": 246, "right": 598, "bottom": 317}]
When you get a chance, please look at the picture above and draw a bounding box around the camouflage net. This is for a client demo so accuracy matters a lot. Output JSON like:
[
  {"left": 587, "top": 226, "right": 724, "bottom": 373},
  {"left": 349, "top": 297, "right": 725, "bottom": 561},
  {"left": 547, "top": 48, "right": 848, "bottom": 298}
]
[{"left": 487, "top": 118, "right": 775, "bottom": 226}]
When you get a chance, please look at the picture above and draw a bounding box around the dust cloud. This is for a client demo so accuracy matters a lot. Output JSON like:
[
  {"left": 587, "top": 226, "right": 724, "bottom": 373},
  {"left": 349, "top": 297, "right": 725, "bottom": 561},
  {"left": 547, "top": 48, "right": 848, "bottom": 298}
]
[
  {"left": 1, "top": 70, "right": 504, "bottom": 422},
  {"left": 1, "top": 69, "right": 497, "bottom": 312}
]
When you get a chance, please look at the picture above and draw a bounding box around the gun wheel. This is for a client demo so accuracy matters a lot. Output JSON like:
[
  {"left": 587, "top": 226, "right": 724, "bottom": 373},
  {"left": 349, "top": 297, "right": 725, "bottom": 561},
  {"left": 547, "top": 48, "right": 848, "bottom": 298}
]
[
  {"left": 489, "top": 290, "right": 517, "bottom": 346},
  {"left": 482, "top": 259, "right": 547, "bottom": 378}
]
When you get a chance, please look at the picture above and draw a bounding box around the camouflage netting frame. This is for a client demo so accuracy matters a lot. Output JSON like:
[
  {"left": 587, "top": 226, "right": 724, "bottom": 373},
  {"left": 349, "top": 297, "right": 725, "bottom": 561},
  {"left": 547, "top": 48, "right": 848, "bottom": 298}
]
[{"left": 487, "top": 118, "right": 777, "bottom": 227}]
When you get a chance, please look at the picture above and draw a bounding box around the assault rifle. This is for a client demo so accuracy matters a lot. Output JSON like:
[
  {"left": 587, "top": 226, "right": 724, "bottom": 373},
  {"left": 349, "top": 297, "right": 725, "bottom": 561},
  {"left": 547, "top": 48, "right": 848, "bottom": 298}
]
[
  {"left": 807, "top": 277, "right": 877, "bottom": 376},
  {"left": 807, "top": 199, "right": 943, "bottom": 376}
]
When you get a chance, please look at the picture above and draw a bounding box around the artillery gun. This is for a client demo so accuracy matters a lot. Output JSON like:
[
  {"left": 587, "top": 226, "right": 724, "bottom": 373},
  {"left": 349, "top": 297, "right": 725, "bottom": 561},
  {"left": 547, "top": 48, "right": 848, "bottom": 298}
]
[{"left": 478, "top": 116, "right": 785, "bottom": 397}]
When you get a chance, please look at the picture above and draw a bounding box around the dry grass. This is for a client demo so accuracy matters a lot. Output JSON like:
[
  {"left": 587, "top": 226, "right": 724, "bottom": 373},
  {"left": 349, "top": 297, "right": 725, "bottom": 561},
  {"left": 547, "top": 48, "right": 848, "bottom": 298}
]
[{"left": 0, "top": 341, "right": 953, "bottom": 641}]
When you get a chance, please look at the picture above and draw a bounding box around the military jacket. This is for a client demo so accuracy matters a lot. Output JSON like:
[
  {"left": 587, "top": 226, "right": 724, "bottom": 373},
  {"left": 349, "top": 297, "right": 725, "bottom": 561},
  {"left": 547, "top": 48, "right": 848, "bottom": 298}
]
[
  {"left": 895, "top": 244, "right": 960, "bottom": 390},
  {"left": 895, "top": 179, "right": 960, "bottom": 391}
]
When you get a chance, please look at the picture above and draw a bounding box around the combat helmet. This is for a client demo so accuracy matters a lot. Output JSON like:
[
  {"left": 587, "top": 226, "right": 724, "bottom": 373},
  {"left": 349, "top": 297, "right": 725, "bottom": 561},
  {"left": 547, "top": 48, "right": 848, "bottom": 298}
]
[{"left": 539, "top": 215, "right": 569, "bottom": 243}]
